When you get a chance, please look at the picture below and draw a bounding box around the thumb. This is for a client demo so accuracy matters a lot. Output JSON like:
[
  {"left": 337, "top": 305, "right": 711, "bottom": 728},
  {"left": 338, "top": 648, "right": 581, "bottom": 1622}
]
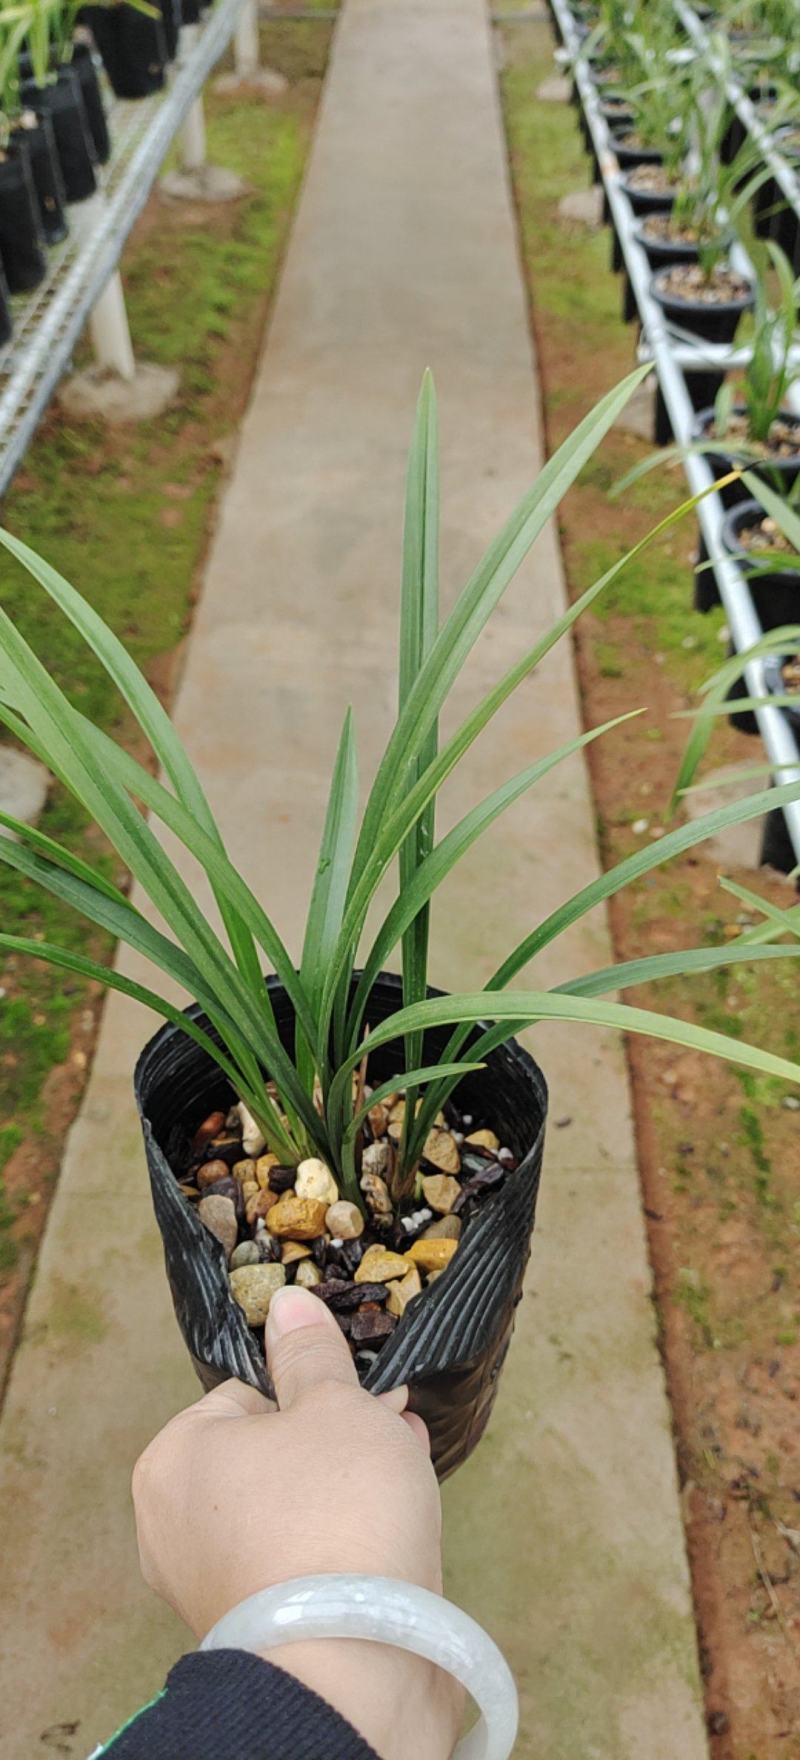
[{"left": 265, "top": 1284, "right": 358, "bottom": 1409}]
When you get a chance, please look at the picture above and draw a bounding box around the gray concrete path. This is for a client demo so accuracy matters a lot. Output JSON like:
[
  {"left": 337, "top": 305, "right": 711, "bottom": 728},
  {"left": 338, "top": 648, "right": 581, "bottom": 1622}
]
[{"left": 0, "top": 2, "right": 708, "bottom": 1755}]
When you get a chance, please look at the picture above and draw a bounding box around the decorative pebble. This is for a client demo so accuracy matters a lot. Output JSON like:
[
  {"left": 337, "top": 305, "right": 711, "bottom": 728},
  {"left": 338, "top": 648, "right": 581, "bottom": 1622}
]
[
  {"left": 295, "top": 1260, "right": 323, "bottom": 1289},
  {"left": 497, "top": 1146, "right": 515, "bottom": 1163},
  {"left": 229, "top": 1262, "right": 285, "bottom": 1325},
  {"left": 295, "top": 1157, "right": 339, "bottom": 1206},
  {"left": 355, "top": 1244, "right": 414, "bottom": 1283},
  {"left": 245, "top": 1188, "right": 277, "bottom": 1225},
  {"left": 360, "top": 1169, "right": 394, "bottom": 1220},
  {"left": 197, "top": 1158, "right": 231, "bottom": 1190},
  {"left": 387, "top": 1098, "right": 422, "bottom": 1143},
  {"left": 236, "top": 1101, "right": 266, "bottom": 1158},
  {"left": 265, "top": 1192, "right": 329, "bottom": 1240},
  {"left": 350, "top": 1308, "right": 397, "bottom": 1346},
  {"left": 230, "top": 1239, "right": 261, "bottom": 1269},
  {"left": 361, "top": 1141, "right": 391, "bottom": 1180},
  {"left": 368, "top": 1102, "right": 389, "bottom": 1138},
  {"left": 197, "top": 1194, "right": 237, "bottom": 1260},
  {"left": 192, "top": 1110, "right": 225, "bottom": 1151},
  {"left": 232, "top": 1158, "right": 256, "bottom": 1183},
  {"left": 407, "top": 1237, "right": 458, "bottom": 1275},
  {"left": 281, "top": 1240, "right": 312, "bottom": 1264},
  {"left": 421, "top": 1214, "right": 462, "bottom": 1241},
  {"left": 465, "top": 1129, "right": 500, "bottom": 1155},
  {"left": 386, "top": 1264, "right": 422, "bottom": 1318},
  {"left": 255, "top": 1154, "right": 280, "bottom": 1189},
  {"left": 422, "top": 1129, "right": 461, "bottom": 1174},
  {"left": 421, "top": 1173, "right": 461, "bottom": 1214},
  {"left": 325, "top": 1200, "right": 364, "bottom": 1241}
]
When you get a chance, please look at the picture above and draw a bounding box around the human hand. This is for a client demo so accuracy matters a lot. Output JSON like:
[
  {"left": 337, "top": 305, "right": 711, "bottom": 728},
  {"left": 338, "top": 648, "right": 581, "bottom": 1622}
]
[{"left": 132, "top": 1284, "right": 463, "bottom": 1760}]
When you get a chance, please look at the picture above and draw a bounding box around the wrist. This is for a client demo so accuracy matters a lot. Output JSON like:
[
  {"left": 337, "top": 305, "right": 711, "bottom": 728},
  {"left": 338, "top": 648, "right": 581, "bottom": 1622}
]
[{"left": 256, "top": 1638, "right": 458, "bottom": 1760}]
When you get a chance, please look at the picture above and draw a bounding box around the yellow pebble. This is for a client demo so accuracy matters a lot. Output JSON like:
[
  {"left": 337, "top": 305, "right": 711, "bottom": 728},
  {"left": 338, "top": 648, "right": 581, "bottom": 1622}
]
[
  {"left": 407, "top": 1237, "right": 458, "bottom": 1275},
  {"left": 355, "top": 1243, "right": 414, "bottom": 1283}
]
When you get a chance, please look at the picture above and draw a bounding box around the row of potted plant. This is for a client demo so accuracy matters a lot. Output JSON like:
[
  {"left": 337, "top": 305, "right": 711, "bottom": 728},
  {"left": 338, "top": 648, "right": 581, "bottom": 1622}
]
[
  {"left": 0, "top": 0, "right": 214, "bottom": 348},
  {"left": 560, "top": 0, "right": 800, "bottom": 785}
]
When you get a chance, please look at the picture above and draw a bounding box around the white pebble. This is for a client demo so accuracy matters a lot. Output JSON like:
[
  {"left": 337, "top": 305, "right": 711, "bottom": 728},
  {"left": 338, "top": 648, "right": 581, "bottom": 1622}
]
[
  {"left": 632, "top": 818, "right": 649, "bottom": 835},
  {"left": 401, "top": 1216, "right": 416, "bottom": 1233},
  {"left": 498, "top": 1147, "right": 514, "bottom": 1163},
  {"left": 330, "top": 1237, "right": 343, "bottom": 1248},
  {"left": 452, "top": 1131, "right": 464, "bottom": 1145},
  {"left": 462, "top": 1114, "right": 473, "bottom": 1126}
]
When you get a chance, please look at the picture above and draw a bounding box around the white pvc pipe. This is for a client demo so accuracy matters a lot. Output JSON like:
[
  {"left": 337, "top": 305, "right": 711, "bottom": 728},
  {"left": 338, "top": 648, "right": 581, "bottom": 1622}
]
[
  {"left": 234, "top": 0, "right": 260, "bottom": 75},
  {"left": 181, "top": 96, "right": 207, "bottom": 170},
  {"left": 88, "top": 271, "right": 136, "bottom": 380}
]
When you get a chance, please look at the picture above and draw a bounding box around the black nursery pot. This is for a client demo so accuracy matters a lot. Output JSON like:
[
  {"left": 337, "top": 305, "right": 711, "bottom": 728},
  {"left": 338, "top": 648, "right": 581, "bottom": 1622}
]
[
  {"left": 693, "top": 404, "right": 800, "bottom": 507},
  {"left": 12, "top": 116, "right": 69, "bottom": 246},
  {"left": 71, "top": 43, "right": 111, "bottom": 163},
  {"left": 0, "top": 149, "right": 47, "bottom": 293},
  {"left": 617, "top": 172, "right": 676, "bottom": 218},
  {"left": 134, "top": 973, "right": 548, "bottom": 1481},
  {"left": 650, "top": 265, "right": 753, "bottom": 343},
  {"left": 80, "top": 3, "right": 167, "bottom": 97},
  {"left": 22, "top": 68, "right": 97, "bottom": 203},
  {"left": 721, "top": 499, "right": 800, "bottom": 630},
  {"left": 633, "top": 218, "right": 728, "bottom": 274},
  {"left": 159, "top": 0, "right": 182, "bottom": 61},
  {"left": 610, "top": 130, "right": 663, "bottom": 174}
]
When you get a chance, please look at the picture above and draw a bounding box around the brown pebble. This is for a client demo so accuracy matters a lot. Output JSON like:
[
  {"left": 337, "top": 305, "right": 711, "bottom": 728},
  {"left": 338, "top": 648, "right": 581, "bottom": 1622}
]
[
  {"left": 197, "top": 1194, "right": 238, "bottom": 1260},
  {"left": 325, "top": 1200, "right": 365, "bottom": 1241},
  {"left": 192, "top": 1110, "right": 225, "bottom": 1151},
  {"left": 295, "top": 1259, "right": 323, "bottom": 1288},
  {"left": 355, "top": 1244, "right": 413, "bottom": 1284},
  {"left": 386, "top": 1264, "right": 422, "bottom": 1318},
  {"left": 422, "top": 1130, "right": 461, "bottom": 1175},
  {"left": 465, "top": 1129, "right": 500, "bottom": 1155},
  {"left": 407, "top": 1237, "right": 458, "bottom": 1274},
  {"left": 350, "top": 1308, "right": 397, "bottom": 1346},
  {"left": 255, "top": 1154, "right": 280, "bottom": 1190},
  {"left": 281, "top": 1240, "right": 312, "bottom": 1264},
  {"left": 245, "top": 1188, "right": 278, "bottom": 1225},
  {"left": 421, "top": 1173, "right": 461, "bottom": 1214},
  {"left": 314, "top": 1280, "right": 388, "bottom": 1311},
  {"left": 266, "top": 1192, "right": 329, "bottom": 1240},
  {"left": 229, "top": 1262, "right": 285, "bottom": 1326},
  {"left": 421, "top": 1214, "right": 462, "bottom": 1241},
  {"left": 197, "top": 1158, "right": 231, "bottom": 1190},
  {"left": 368, "top": 1102, "right": 389, "bottom": 1138},
  {"left": 232, "top": 1159, "right": 257, "bottom": 1184}
]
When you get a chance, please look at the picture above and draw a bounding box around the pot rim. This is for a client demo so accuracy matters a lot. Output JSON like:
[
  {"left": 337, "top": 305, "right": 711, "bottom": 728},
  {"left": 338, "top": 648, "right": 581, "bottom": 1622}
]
[
  {"left": 721, "top": 497, "right": 800, "bottom": 580},
  {"left": 650, "top": 264, "right": 753, "bottom": 315}
]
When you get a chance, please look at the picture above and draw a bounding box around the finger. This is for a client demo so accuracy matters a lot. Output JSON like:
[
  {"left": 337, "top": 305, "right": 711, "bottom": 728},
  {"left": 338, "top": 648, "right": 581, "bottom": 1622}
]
[
  {"left": 265, "top": 1284, "right": 358, "bottom": 1409},
  {"left": 192, "top": 1379, "right": 275, "bottom": 1420},
  {"left": 376, "top": 1384, "right": 409, "bottom": 1415},
  {"left": 400, "top": 1410, "right": 432, "bottom": 1455}
]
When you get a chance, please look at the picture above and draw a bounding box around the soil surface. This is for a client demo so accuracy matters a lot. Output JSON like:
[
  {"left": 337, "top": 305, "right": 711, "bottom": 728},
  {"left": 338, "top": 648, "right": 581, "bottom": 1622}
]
[{"left": 501, "top": 20, "right": 800, "bottom": 1759}]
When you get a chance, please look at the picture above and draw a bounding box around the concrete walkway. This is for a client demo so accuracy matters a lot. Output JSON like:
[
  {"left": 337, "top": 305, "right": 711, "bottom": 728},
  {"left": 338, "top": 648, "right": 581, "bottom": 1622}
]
[{"left": 0, "top": 2, "right": 708, "bottom": 1755}]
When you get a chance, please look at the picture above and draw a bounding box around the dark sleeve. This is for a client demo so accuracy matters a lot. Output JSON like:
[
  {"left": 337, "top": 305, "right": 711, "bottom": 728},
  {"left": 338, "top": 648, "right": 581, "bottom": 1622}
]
[{"left": 96, "top": 1648, "right": 382, "bottom": 1760}]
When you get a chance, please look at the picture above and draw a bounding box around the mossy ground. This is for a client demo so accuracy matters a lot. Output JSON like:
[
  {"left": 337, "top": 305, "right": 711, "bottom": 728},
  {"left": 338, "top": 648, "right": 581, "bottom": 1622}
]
[
  {"left": 0, "top": 13, "right": 334, "bottom": 1349},
  {"left": 501, "top": 19, "right": 800, "bottom": 1755}
]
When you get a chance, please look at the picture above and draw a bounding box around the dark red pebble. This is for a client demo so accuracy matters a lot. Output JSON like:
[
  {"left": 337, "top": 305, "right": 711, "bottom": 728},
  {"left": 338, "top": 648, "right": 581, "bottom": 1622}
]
[
  {"left": 192, "top": 1110, "right": 226, "bottom": 1151},
  {"left": 333, "top": 1312, "right": 352, "bottom": 1337},
  {"left": 313, "top": 1280, "right": 388, "bottom": 1311},
  {"left": 350, "top": 1309, "right": 397, "bottom": 1346},
  {"left": 268, "top": 1166, "right": 297, "bottom": 1193},
  {"left": 201, "top": 1137, "right": 244, "bottom": 1168}
]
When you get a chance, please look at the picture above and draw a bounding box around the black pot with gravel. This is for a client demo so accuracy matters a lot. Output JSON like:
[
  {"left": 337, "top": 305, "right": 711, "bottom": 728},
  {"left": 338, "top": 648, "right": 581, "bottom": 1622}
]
[
  {"left": 22, "top": 67, "right": 98, "bottom": 203},
  {"left": 692, "top": 404, "right": 800, "bottom": 507},
  {"left": 0, "top": 145, "right": 47, "bottom": 292},
  {"left": 633, "top": 214, "right": 730, "bottom": 274},
  {"left": 610, "top": 130, "right": 663, "bottom": 175},
  {"left": 617, "top": 166, "right": 678, "bottom": 218},
  {"left": 650, "top": 263, "right": 753, "bottom": 343},
  {"left": 721, "top": 498, "right": 800, "bottom": 630},
  {"left": 10, "top": 112, "right": 68, "bottom": 246},
  {"left": 135, "top": 974, "right": 548, "bottom": 1482}
]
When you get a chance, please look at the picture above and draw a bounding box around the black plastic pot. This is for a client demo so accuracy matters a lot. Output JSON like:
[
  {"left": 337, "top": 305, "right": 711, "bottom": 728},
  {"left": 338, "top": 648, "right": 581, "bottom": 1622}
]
[
  {"left": 598, "top": 98, "right": 634, "bottom": 130},
  {"left": 617, "top": 171, "right": 676, "bottom": 218},
  {"left": 159, "top": 0, "right": 182, "bottom": 60},
  {"left": 80, "top": 3, "right": 168, "bottom": 97},
  {"left": 721, "top": 499, "right": 800, "bottom": 630},
  {"left": 650, "top": 265, "right": 753, "bottom": 343},
  {"left": 71, "top": 42, "right": 110, "bottom": 163},
  {"left": 11, "top": 116, "right": 68, "bottom": 245},
  {"left": 135, "top": 973, "right": 548, "bottom": 1482},
  {"left": 633, "top": 217, "right": 728, "bottom": 274},
  {"left": 0, "top": 263, "right": 12, "bottom": 347},
  {"left": 764, "top": 653, "right": 800, "bottom": 731},
  {"left": 22, "top": 68, "right": 97, "bottom": 203},
  {"left": 692, "top": 404, "right": 800, "bottom": 507},
  {"left": 0, "top": 149, "right": 47, "bottom": 293},
  {"left": 610, "top": 130, "right": 663, "bottom": 174}
]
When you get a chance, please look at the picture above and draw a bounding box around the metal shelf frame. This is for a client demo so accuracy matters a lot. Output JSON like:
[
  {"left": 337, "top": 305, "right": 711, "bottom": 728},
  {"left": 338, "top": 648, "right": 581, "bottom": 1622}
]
[
  {"left": 0, "top": 0, "right": 248, "bottom": 498},
  {"left": 549, "top": 0, "right": 800, "bottom": 866}
]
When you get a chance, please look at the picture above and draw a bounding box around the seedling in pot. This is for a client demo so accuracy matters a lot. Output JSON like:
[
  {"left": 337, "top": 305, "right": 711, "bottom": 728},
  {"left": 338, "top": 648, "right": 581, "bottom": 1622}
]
[{"left": 1, "top": 370, "right": 800, "bottom": 1380}]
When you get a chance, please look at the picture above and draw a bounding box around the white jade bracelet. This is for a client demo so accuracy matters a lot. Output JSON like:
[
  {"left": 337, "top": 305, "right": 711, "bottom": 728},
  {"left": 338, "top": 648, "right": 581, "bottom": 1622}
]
[{"left": 200, "top": 1573, "right": 519, "bottom": 1760}]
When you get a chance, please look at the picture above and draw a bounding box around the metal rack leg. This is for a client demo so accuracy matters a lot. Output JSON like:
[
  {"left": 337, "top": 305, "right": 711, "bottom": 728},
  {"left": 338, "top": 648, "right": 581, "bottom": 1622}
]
[{"left": 88, "top": 272, "right": 136, "bottom": 380}]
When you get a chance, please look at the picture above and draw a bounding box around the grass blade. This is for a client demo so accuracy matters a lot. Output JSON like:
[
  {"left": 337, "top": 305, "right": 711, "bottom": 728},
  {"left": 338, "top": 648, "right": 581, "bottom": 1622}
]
[
  {"left": 555, "top": 941, "right": 800, "bottom": 996},
  {"left": 298, "top": 706, "right": 359, "bottom": 1089}
]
